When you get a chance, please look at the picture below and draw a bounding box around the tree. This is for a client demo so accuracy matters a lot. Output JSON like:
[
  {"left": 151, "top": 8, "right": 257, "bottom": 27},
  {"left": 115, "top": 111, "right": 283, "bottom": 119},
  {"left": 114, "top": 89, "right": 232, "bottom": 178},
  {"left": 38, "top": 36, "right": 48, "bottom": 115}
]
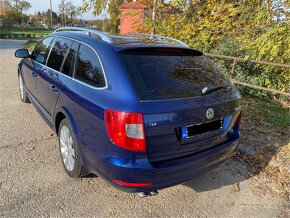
[
  {"left": 80, "top": 0, "right": 109, "bottom": 16},
  {"left": 80, "top": 0, "right": 125, "bottom": 33},
  {"left": 65, "top": 0, "right": 80, "bottom": 22},
  {"left": 59, "top": 0, "right": 67, "bottom": 26},
  {"left": 59, "top": 0, "right": 79, "bottom": 26},
  {"left": 104, "top": 0, "right": 124, "bottom": 33},
  {"left": 43, "top": 9, "right": 58, "bottom": 25},
  {"left": 0, "top": 0, "right": 31, "bottom": 27},
  {"left": 15, "top": 0, "right": 31, "bottom": 13},
  {"left": 0, "top": 0, "right": 11, "bottom": 17},
  {"left": 8, "top": 0, "right": 31, "bottom": 13}
]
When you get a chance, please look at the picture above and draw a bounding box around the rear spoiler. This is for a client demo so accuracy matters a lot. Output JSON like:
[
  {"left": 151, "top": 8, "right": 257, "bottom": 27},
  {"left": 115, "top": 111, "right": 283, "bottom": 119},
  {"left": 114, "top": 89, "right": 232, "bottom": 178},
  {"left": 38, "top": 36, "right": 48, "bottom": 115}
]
[{"left": 118, "top": 47, "right": 203, "bottom": 56}]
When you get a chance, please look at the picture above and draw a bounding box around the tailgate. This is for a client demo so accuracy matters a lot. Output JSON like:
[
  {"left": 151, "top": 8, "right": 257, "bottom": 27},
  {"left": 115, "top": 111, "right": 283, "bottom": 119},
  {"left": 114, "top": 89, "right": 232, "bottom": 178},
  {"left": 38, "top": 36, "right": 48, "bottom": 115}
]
[{"left": 141, "top": 93, "right": 241, "bottom": 163}]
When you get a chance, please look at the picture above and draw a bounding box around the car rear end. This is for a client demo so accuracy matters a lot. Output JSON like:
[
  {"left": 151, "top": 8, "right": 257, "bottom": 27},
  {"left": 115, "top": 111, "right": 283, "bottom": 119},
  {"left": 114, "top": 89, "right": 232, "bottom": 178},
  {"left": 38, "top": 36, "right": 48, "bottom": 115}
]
[{"left": 97, "top": 46, "right": 242, "bottom": 192}]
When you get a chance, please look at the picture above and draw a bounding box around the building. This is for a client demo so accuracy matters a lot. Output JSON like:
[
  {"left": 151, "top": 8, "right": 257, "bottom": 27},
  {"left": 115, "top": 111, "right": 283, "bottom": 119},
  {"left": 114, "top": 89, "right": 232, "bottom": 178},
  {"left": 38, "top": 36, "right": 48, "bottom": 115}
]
[{"left": 118, "top": 0, "right": 146, "bottom": 34}]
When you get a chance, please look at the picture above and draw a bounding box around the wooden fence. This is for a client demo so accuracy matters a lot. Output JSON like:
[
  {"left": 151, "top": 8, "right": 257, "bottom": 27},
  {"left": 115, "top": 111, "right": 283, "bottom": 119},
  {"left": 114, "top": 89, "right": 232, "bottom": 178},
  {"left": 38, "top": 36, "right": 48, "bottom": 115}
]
[{"left": 204, "top": 53, "right": 290, "bottom": 97}]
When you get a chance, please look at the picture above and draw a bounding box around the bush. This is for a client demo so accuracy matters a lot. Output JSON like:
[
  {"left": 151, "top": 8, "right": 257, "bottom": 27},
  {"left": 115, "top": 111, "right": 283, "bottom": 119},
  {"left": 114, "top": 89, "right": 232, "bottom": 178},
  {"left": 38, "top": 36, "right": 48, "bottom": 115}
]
[
  {"left": 25, "top": 39, "right": 39, "bottom": 52},
  {"left": 208, "top": 37, "right": 289, "bottom": 100}
]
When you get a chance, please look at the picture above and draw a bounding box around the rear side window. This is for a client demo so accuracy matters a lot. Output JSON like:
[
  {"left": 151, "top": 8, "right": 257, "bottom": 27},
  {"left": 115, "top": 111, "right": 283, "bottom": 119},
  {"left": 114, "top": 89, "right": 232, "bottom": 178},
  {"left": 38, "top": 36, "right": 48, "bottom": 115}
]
[
  {"left": 47, "top": 37, "right": 73, "bottom": 71},
  {"left": 32, "top": 37, "right": 54, "bottom": 64},
  {"left": 75, "top": 44, "right": 105, "bottom": 88},
  {"left": 61, "top": 42, "right": 79, "bottom": 76},
  {"left": 119, "top": 51, "right": 230, "bottom": 100}
]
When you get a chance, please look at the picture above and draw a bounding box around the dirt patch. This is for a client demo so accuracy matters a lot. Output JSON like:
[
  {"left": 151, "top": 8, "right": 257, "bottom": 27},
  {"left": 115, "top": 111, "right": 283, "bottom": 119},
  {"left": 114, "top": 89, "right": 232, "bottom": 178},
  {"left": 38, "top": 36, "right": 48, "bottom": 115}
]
[{"left": 237, "top": 96, "right": 289, "bottom": 199}]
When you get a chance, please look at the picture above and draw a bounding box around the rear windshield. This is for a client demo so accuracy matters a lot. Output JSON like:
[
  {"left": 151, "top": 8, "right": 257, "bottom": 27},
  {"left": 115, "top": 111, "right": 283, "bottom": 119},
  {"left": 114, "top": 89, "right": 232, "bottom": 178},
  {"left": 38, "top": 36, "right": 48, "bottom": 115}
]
[{"left": 119, "top": 51, "right": 230, "bottom": 100}]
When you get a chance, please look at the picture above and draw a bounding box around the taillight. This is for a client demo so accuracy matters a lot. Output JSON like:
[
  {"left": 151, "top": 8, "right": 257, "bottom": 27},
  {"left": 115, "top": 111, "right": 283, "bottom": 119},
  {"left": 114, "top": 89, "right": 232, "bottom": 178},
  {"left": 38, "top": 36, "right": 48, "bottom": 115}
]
[
  {"left": 236, "top": 112, "right": 242, "bottom": 126},
  {"left": 104, "top": 110, "right": 146, "bottom": 152}
]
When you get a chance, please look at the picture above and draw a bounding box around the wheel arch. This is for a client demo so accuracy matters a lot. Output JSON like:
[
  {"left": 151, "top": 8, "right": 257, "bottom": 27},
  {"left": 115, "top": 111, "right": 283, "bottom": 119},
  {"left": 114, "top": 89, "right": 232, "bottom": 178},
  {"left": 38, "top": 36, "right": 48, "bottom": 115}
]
[
  {"left": 54, "top": 107, "right": 87, "bottom": 173},
  {"left": 54, "top": 107, "right": 79, "bottom": 138}
]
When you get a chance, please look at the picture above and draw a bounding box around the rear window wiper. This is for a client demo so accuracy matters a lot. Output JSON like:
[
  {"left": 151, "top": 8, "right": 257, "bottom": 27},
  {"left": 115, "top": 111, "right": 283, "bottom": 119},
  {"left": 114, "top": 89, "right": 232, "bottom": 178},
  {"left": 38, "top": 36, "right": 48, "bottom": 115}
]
[{"left": 201, "top": 84, "right": 232, "bottom": 95}]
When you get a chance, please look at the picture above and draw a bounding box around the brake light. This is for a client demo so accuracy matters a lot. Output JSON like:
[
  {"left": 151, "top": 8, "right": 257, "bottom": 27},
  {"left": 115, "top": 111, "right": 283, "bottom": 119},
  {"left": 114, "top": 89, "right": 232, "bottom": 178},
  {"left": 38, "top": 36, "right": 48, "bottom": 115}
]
[
  {"left": 112, "top": 180, "right": 152, "bottom": 187},
  {"left": 104, "top": 110, "right": 146, "bottom": 152},
  {"left": 236, "top": 112, "right": 242, "bottom": 126},
  {"left": 156, "top": 48, "right": 183, "bottom": 53}
]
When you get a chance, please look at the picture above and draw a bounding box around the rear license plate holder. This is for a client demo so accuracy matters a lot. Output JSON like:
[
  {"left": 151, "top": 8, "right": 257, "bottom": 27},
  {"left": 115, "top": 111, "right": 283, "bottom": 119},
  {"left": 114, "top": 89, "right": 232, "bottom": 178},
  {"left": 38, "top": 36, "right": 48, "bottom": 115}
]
[{"left": 180, "top": 119, "right": 223, "bottom": 140}]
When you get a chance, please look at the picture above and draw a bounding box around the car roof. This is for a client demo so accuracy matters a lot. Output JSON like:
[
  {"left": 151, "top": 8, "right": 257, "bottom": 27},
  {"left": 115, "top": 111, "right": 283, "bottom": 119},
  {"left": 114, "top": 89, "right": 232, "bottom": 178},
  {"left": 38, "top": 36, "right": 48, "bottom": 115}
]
[{"left": 50, "top": 28, "right": 202, "bottom": 53}]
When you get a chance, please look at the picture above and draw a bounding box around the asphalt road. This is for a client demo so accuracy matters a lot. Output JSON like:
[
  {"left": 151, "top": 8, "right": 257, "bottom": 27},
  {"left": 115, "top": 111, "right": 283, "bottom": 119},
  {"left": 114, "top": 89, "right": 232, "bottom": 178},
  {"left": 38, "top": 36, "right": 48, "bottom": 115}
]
[{"left": 0, "top": 39, "right": 285, "bottom": 217}]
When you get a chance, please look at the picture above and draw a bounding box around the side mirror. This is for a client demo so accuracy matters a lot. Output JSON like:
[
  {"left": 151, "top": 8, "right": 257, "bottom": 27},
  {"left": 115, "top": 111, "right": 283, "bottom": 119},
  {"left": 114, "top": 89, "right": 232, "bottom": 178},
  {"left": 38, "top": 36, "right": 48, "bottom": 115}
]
[{"left": 15, "top": 49, "right": 30, "bottom": 58}]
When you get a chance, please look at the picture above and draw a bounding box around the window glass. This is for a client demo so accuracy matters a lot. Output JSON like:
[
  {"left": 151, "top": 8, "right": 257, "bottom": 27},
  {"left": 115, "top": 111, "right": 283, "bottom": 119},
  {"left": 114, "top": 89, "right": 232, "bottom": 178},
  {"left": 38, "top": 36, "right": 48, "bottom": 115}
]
[
  {"left": 75, "top": 44, "right": 105, "bottom": 87},
  {"left": 32, "top": 37, "right": 54, "bottom": 64},
  {"left": 47, "top": 37, "right": 72, "bottom": 71},
  {"left": 61, "top": 42, "right": 79, "bottom": 76},
  {"left": 119, "top": 52, "right": 230, "bottom": 100}
]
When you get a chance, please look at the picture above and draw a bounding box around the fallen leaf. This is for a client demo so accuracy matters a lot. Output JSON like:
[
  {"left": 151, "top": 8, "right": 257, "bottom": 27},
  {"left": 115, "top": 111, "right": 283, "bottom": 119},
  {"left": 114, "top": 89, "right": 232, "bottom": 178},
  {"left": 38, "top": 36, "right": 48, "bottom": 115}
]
[{"left": 231, "top": 183, "right": 240, "bottom": 192}]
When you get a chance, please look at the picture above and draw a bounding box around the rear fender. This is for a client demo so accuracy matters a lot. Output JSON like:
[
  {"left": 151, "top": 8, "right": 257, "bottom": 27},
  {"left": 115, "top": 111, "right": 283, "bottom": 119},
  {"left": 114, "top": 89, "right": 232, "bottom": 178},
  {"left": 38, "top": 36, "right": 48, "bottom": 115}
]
[
  {"left": 53, "top": 107, "right": 88, "bottom": 166},
  {"left": 54, "top": 107, "right": 79, "bottom": 138}
]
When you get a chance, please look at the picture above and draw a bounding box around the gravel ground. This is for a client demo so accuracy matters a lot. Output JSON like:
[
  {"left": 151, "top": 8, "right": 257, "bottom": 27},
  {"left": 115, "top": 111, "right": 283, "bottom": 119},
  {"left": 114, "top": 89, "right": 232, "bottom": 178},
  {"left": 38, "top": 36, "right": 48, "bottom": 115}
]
[{"left": 0, "top": 39, "right": 287, "bottom": 217}]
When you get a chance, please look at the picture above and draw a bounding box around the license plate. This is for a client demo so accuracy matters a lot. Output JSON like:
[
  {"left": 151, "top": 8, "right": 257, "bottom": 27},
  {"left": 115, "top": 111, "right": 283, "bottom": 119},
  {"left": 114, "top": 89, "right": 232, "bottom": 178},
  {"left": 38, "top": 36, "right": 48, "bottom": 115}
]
[{"left": 180, "top": 119, "right": 223, "bottom": 140}]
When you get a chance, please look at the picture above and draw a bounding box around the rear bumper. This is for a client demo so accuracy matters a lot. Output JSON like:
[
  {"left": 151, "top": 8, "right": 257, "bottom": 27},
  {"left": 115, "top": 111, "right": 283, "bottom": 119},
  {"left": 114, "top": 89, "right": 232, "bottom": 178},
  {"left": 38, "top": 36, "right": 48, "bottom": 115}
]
[{"left": 85, "top": 138, "right": 240, "bottom": 192}]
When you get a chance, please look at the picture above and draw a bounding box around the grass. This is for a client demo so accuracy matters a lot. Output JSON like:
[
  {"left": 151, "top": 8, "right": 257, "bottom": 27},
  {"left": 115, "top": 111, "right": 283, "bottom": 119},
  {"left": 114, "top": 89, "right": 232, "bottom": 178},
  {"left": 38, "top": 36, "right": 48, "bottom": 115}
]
[
  {"left": 242, "top": 95, "right": 290, "bottom": 131},
  {"left": 0, "top": 28, "right": 52, "bottom": 38}
]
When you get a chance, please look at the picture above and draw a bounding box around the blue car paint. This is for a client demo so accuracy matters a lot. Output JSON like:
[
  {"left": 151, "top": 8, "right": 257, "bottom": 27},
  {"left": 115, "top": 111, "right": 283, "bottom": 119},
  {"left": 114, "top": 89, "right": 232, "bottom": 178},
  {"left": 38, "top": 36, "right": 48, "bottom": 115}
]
[
  {"left": 37, "top": 67, "right": 69, "bottom": 118},
  {"left": 20, "top": 59, "right": 38, "bottom": 98},
  {"left": 17, "top": 31, "right": 241, "bottom": 192},
  {"left": 141, "top": 93, "right": 241, "bottom": 163}
]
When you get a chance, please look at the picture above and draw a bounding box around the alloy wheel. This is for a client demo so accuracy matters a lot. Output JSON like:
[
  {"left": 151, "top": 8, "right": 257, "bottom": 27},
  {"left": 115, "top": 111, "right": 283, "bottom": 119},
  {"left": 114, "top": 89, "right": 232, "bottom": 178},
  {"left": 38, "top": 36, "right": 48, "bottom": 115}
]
[
  {"left": 60, "top": 125, "right": 75, "bottom": 171},
  {"left": 19, "top": 74, "right": 24, "bottom": 100}
]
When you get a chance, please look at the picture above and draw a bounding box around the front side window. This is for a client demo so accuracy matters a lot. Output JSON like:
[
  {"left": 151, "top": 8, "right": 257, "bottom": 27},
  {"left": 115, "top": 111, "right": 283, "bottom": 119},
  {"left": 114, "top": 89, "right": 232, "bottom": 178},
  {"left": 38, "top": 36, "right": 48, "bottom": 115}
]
[
  {"left": 32, "top": 37, "right": 54, "bottom": 64},
  {"left": 47, "top": 37, "right": 73, "bottom": 71},
  {"left": 75, "top": 44, "right": 106, "bottom": 88}
]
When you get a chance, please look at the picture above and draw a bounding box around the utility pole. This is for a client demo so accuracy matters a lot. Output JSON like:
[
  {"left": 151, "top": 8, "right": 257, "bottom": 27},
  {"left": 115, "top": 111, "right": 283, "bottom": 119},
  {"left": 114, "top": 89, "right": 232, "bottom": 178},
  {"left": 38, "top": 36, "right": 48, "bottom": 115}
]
[
  {"left": 50, "top": 0, "right": 53, "bottom": 30},
  {"left": 151, "top": 0, "right": 156, "bottom": 34}
]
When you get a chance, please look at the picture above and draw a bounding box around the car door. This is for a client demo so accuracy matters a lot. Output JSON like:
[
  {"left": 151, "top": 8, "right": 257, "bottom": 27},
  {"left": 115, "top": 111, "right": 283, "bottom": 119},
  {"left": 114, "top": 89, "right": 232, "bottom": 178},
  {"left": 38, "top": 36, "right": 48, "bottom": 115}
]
[
  {"left": 36, "top": 37, "right": 78, "bottom": 120},
  {"left": 21, "top": 37, "right": 54, "bottom": 99}
]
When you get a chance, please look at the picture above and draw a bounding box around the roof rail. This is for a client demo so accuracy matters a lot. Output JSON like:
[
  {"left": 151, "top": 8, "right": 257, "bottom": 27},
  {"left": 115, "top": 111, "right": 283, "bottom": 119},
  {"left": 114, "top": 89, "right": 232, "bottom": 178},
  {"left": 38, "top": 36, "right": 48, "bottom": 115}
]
[
  {"left": 54, "top": 27, "right": 113, "bottom": 43},
  {"left": 126, "top": 33, "right": 189, "bottom": 47}
]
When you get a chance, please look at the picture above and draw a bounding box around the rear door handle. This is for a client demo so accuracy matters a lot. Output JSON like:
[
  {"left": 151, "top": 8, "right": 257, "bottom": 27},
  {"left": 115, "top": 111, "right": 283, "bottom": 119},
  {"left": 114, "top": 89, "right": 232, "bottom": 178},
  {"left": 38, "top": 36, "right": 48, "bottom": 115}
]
[
  {"left": 50, "top": 85, "right": 59, "bottom": 93},
  {"left": 32, "top": 72, "right": 37, "bottom": 77}
]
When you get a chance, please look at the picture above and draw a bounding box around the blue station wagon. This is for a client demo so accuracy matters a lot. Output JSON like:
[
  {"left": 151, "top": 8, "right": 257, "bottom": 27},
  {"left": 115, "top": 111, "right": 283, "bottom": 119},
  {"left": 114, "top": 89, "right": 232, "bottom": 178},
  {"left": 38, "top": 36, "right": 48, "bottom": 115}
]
[{"left": 15, "top": 27, "right": 242, "bottom": 196}]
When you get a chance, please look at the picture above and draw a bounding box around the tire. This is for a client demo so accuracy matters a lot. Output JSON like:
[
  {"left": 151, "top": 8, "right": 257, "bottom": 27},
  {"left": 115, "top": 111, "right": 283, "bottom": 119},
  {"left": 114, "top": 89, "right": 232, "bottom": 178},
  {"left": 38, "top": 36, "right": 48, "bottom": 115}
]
[
  {"left": 18, "top": 73, "right": 30, "bottom": 103},
  {"left": 58, "top": 118, "right": 88, "bottom": 178}
]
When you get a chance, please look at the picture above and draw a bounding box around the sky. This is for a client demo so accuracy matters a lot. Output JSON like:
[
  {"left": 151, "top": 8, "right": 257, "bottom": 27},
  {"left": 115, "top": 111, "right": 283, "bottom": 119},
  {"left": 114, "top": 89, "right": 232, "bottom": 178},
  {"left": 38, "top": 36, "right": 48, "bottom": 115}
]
[{"left": 26, "top": 0, "right": 103, "bottom": 20}]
